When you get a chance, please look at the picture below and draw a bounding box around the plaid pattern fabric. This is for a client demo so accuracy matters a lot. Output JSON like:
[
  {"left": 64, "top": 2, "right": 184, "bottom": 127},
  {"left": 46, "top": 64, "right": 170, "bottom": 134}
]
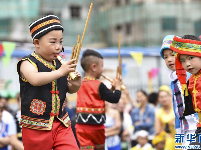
[{"left": 173, "top": 79, "right": 189, "bottom": 130}]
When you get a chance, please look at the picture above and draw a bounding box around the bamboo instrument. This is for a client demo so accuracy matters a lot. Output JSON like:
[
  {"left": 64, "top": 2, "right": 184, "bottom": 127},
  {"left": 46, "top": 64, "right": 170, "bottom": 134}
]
[
  {"left": 57, "top": 3, "right": 93, "bottom": 80},
  {"left": 101, "top": 74, "right": 126, "bottom": 90}
]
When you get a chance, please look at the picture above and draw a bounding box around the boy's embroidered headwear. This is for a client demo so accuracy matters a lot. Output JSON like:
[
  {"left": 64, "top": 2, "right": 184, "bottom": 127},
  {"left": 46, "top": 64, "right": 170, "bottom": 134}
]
[
  {"left": 29, "top": 15, "right": 63, "bottom": 40},
  {"left": 170, "top": 35, "right": 201, "bottom": 96},
  {"left": 160, "top": 35, "right": 175, "bottom": 59}
]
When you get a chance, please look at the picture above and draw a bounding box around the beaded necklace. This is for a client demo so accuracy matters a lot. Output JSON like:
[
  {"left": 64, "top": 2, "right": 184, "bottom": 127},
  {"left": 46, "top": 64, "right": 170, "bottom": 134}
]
[{"left": 83, "top": 76, "right": 96, "bottom": 80}]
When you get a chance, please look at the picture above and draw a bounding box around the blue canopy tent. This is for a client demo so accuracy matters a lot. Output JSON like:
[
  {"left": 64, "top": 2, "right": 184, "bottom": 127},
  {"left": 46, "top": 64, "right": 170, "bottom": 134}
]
[{"left": 4, "top": 46, "right": 161, "bottom": 58}]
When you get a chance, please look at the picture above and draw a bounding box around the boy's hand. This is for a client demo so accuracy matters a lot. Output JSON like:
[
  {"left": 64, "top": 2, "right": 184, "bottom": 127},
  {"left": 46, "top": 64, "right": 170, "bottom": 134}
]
[
  {"left": 112, "top": 73, "right": 122, "bottom": 91},
  {"left": 67, "top": 71, "right": 82, "bottom": 87},
  {"left": 58, "top": 59, "right": 77, "bottom": 76}
]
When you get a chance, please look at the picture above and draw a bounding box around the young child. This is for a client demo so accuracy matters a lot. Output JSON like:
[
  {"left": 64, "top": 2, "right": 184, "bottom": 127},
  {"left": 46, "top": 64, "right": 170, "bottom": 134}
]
[
  {"left": 130, "top": 130, "right": 153, "bottom": 150},
  {"left": 17, "top": 15, "right": 80, "bottom": 150},
  {"left": 152, "top": 131, "right": 166, "bottom": 150},
  {"left": 170, "top": 35, "right": 201, "bottom": 135},
  {"left": 75, "top": 49, "right": 122, "bottom": 150},
  {"left": 160, "top": 35, "right": 198, "bottom": 146}
]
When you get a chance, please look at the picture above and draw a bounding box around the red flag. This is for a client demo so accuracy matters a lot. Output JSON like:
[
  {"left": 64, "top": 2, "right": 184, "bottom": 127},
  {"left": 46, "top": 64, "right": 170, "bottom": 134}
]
[{"left": 0, "top": 44, "right": 3, "bottom": 57}]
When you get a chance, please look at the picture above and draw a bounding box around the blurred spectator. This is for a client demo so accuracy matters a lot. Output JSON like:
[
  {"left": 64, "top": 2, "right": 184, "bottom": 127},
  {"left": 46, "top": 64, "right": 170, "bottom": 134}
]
[
  {"left": 130, "top": 130, "right": 153, "bottom": 150},
  {"left": 64, "top": 98, "right": 75, "bottom": 119},
  {"left": 152, "top": 131, "right": 166, "bottom": 150},
  {"left": 131, "top": 90, "right": 155, "bottom": 136},
  {"left": 117, "top": 92, "right": 134, "bottom": 150},
  {"left": 0, "top": 102, "right": 10, "bottom": 150},
  {"left": 0, "top": 95, "right": 24, "bottom": 150},
  {"left": 0, "top": 96, "right": 14, "bottom": 115},
  {"left": 13, "top": 93, "right": 22, "bottom": 141},
  {"left": 105, "top": 102, "right": 122, "bottom": 150},
  {"left": 148, "top": 92, "right": 159, "bottom": 110},
  {"left": 155, "top": 85, "right": 175, "bottom": 150}
]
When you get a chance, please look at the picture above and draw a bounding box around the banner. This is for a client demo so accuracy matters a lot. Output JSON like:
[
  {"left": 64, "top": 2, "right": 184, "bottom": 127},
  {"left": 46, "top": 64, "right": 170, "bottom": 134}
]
[
  {"left": 130, "top": 52, "right": 143, "bottom": 66},
  {"left": 0, "top": 44, "right": 3, "bottom": 57},
  {"left": 2, "top": 42, "right": 16, "bottom": 67}
]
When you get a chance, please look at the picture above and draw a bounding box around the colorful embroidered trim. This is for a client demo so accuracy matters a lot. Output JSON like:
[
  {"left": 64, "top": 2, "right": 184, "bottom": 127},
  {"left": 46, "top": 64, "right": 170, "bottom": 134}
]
[
  {"left": 58, "top": 113, "right": 71, "bottom": 127},
  {"left": 20, "top": 115, "right": 49, "bottom": 130},
  {"left": 30, "top": 99, "right": 46, "bottom": 115},
  {"left": 76, "top": 113, "right": 106, "bottom": 124},
  {"left": 31, "top": 52, "right": 56, "bottom": 69},
  {"left": 84, "top": 76, "right": 96, "bottom": 80},
  {"left": 80, "top": 146, "right": 94, "bottom": 150},
  {"left": 77, "top": 107, "right": 105, "bottom": 114},
  {"left": 30, "top": 19, "right": 61, "bottom": 34},
  {"left": 95, "top": 144, "right": 105, "bottom": 150},
  {"left": 171, "top": 40, "right": 201, "bottom": 51},
  {"left": 51, "top": 80, "right": 57, "bottom": 115}
]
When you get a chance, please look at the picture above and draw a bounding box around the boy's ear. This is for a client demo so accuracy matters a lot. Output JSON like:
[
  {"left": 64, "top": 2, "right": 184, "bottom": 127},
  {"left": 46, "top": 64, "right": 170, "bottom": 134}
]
[
  {"left": 91, "top": 63, "right": 97, "bottom": 72},
  {"left": 33, "top": 39, "right": 40, "bottom": 48}
]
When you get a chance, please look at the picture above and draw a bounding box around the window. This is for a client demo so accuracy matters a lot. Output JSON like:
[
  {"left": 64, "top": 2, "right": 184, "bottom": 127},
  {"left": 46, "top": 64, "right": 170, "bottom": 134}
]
[
  {"left": 195, "top": 20, "right": 201, "bottom": 38},
  {"left": 125, "top": 0, "right": 130, "bottom": 4},
  {"left": 116, "top": 25, "right": 122, "bottom": 31},
  {"left": 126, "top": 23, "right": 132, "bottom": 35},
  {"left": 0, "top": 19, "right": 10, "bottom": 36},
  {"left": 70, "top": 6, "right": 81, "bottom": 19},
  {"left": 162, "top": 17, "right": 176, "bottom": 31},
  {"left": 115, "top": 0, "right": 121, "bottom": 6}
]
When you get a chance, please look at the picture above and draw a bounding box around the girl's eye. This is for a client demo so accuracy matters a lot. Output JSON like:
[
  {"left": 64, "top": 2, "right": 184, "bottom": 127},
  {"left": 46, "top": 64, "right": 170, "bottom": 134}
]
[
  {"left": 164, "top": 56, "right": 167, "bottom": 59},
  {"left": 180, "top": 60, "right": 184, "bottom": 63},
  {"left": 189, "top": 56, "right": 194, "bottom": 60},
  {"left": 50, "top": 41, "right": 55, "bottom": 43},
  {"left": 60, "top": 41, "right": 63, "bottom": 44}
]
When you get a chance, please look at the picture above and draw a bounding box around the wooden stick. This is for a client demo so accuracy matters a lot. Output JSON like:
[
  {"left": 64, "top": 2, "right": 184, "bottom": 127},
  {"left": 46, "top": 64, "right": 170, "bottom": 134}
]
[
  {"left": 70, "top": 45, "right": 76, "bottom": 60},
  {"left": 120, "top": 59, "right": 122, "bottom": 75},
  {"left": 116, "top": 66, "right": 119, "bottom": 79},
  {"left": 75, "top": 43, "right": 81, "bottom": 63},
  {"left": 80, "top": 3, "right": 93, "bottom": 47},
  {"left": 118, "top": 34, "right": 121, "bottom": 64}
]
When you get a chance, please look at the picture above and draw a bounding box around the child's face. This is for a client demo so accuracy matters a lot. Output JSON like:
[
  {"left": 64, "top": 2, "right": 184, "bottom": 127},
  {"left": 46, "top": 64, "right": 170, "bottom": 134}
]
[
  {"left": 95, "top": 58, "right": 103, "bottom": 79},
  {"left": 158, "top": 91, "right": 171, "bottom": 107},
  {"left": 155, "top": 140, "right": 165, "bottom": 150},
  {"left": 163, "top": 49, "right": 175, "bottom": 71},
  {"left": 137, "top": 136, "right": 148, "bottom": 147},
  {"left": 180, "top": 54, "right": 201, "bottom": 74},
  {"left": 35, "top": 30, "right": 63, "bottom": 62}
]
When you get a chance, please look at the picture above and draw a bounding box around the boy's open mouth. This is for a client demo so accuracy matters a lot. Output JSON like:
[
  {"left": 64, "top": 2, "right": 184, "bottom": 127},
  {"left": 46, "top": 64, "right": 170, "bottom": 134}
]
[
  {"left": 188, "top": 68, "right": 194, "bottom": 72},
  {"left": 169, "top": 64, "right": 174, "bottom": 67}
]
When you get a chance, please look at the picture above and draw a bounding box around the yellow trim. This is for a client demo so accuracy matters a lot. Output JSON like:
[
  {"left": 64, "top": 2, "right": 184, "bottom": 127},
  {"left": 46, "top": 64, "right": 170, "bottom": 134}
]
[
  {"left": 19, "top": 58, "right": 38, "bottom": 82},
  {"left": 177, "top": 47, "right": 201, "bottom": 53},
  {"left": 20, "top": 77, "right": 28, "bottom": 82},
  {"left": 27, "top": 58, "right": 38, "bottom": 70}
]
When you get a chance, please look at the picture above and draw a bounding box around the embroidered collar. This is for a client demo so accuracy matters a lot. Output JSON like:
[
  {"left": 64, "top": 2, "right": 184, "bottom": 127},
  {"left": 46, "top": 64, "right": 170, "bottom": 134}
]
[
  {"left": 83, "top": 76, "right": 96, "bottom": 80},
  {"left": 31, "top": 52, "right": 56, "bottom": 70}
]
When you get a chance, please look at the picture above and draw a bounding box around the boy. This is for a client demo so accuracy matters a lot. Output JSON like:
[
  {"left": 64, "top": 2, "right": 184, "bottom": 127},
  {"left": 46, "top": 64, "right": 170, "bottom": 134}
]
[
  {"left": 170, "top": 35, "right": 201, "bottom": 135},
  {"left": 17, "top": 14, "right": 80, "bottom": 150},
  {"left": 160, "top": 35, "right": 198, "bottom": 146},
  {"left": 75, "top": 49, "right": 122, "bottom": 150}
]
